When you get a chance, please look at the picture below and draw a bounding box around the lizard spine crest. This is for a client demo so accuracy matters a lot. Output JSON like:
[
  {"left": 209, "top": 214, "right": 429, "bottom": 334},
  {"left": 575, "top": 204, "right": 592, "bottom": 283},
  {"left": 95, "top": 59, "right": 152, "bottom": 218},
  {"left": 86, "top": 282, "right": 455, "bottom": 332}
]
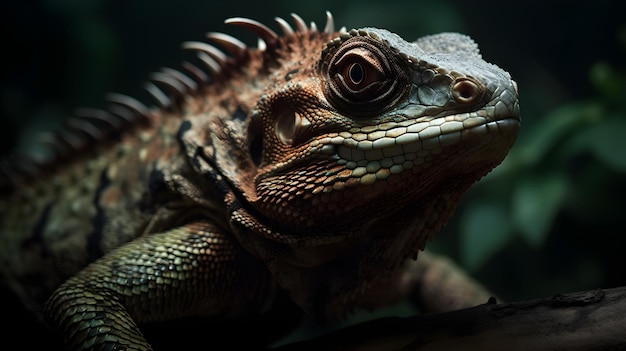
[{"left": 0, "top": 12, "right": 338, "bottom": 192}]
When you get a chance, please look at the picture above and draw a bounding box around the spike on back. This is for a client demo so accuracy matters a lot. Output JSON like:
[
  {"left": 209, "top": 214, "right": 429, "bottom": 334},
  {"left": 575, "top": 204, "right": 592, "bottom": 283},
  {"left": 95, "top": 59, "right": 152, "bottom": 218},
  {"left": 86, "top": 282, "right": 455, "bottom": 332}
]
[
  {"left": 0, "top": 12, "right": 338, "bottom": 190},
  {"left": 224, "top": 17, "right": 280, "bottom": 47}
]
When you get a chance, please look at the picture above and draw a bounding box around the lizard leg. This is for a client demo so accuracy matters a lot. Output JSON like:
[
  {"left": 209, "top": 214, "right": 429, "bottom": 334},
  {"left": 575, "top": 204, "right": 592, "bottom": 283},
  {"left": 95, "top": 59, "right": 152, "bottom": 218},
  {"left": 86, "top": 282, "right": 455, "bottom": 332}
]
[
  {"left": 406, "top": 250, "right": 496, "bottom": 312},
  {"left": 44, "top": 220, "right": 272, "bottom": 351},
  {"left": 358, "top": 250, "right": 495, "bottom": 313}
]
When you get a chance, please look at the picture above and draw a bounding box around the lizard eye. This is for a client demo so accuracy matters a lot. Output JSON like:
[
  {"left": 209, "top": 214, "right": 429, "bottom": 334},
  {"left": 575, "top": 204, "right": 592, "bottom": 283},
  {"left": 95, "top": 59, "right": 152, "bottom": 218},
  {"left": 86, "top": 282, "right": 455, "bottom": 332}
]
[
  {"left": 339, "top": 57, "right": 383, "bottom": 93},
  {"left": 321, "top": 36, "right": 409, "bottom": 117},
  {"left": 347, "top": 62, "right": 364, "bottom": 85}
]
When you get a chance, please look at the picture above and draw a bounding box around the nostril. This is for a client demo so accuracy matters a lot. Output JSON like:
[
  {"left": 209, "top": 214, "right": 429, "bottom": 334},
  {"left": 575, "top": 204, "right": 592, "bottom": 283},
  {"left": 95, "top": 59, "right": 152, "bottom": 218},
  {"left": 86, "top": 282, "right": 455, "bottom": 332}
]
[{"left": 452, "top": 78, "right": 482, "bottom": 104}]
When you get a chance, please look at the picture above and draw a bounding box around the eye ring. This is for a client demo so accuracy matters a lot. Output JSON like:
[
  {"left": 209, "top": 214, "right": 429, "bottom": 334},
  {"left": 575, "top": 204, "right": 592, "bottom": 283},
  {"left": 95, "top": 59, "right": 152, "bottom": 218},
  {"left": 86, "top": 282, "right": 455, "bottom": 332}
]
[
  {"left": 333, "top": 48, "right": 385, "bottom": 95},
  {"left": 320, "top": 35, "right": 410, "bottom": 117}
]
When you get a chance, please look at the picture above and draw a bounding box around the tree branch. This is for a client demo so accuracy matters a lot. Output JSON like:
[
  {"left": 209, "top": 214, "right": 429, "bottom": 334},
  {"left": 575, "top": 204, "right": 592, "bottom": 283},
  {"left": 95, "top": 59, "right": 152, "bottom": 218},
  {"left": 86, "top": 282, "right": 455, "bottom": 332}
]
[{"left": 273, "top": 286, "right": 626, "bottom": 351}]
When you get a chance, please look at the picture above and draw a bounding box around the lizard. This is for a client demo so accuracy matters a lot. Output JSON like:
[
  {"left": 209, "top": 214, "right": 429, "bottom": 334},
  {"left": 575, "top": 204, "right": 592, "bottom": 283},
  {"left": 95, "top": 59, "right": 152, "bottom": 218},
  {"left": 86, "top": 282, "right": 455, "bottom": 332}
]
[{"left": 0, "top": 11, "right": 520, "bottom": 351}]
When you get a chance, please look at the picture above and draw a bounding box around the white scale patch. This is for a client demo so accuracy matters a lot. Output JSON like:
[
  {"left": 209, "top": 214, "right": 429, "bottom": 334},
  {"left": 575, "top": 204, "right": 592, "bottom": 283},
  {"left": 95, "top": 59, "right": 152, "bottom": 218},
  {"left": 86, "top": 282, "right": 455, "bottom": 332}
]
[{"left": 313, "top": 114, "right": 491, "bottom": 184}]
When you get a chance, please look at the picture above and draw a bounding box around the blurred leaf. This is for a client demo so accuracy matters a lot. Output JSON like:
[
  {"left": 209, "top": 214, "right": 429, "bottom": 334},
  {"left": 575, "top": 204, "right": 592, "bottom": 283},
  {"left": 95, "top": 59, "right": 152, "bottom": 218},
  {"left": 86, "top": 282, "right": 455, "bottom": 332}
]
[
  {"left": 512, "top": 172, "right": 568, "bottom": 248},
  {"left": 589, "top": 62, "right": 626, "bottom": 101},
  {"left": 514, "top": 102, "right": 601, "bottom": 168},
  {"left": 566, "top": 116, "right": 626, "bottom": 173},
  {"left": 459, "top": 201, "right": 514, "bottom": 272}
]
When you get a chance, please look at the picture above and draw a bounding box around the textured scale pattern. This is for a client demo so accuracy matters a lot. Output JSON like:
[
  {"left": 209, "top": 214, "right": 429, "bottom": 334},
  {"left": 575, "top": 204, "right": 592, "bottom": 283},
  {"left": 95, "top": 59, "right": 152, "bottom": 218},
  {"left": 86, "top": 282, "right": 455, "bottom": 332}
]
[{"left": 0, "top": 12, "right": 520, "bottom": 350}]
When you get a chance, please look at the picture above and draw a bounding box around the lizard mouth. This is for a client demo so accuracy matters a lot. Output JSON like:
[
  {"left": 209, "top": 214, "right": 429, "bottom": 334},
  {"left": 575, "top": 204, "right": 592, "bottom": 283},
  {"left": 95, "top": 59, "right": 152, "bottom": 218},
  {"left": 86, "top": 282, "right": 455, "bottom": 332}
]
[
  {"left": 317, "top": 86, "right": 520, "bottom": 185},
  {"left": 260, "top": 81, "right": 520, "bottom": 206}
]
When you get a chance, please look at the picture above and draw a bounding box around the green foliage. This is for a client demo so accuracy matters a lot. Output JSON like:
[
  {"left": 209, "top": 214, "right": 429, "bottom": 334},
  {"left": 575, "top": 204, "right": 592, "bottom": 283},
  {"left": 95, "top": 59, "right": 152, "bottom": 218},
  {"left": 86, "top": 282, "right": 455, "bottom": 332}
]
[
  {"left": 459, "top": 200, "right": 514, "bottom": 271},
  {"left": 511, "top": 171, "right": 568, "bottom": 249},
  {"left": 458, "top": 58, "right": 626, "bottom": 274}
]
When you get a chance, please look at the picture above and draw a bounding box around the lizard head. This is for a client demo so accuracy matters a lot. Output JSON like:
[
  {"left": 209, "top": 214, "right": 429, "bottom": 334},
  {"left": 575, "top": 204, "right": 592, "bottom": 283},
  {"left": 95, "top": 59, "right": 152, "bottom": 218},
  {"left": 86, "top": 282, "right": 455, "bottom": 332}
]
[
  {"left": 184, "top": 14, "right": 519, "bottom": 310},
  {"left": 239, "top": 26, "right": 519, "bottom": 261}
]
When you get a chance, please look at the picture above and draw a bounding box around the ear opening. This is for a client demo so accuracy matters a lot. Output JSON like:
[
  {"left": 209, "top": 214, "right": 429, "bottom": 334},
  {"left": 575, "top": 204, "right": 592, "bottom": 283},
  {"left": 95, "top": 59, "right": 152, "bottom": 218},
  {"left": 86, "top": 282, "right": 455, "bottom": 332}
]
[{"left": 247, "top": 117, "right": 264, "bottom": 166}]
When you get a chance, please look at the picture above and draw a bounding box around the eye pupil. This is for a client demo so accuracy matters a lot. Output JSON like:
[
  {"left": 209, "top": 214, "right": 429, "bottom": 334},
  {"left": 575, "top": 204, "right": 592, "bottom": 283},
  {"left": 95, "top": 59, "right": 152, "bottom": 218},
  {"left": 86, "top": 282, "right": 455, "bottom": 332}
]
[
  {"left": 348, "top": 62, "right": 364, "bottom": 85},
  {"left": 321, "top": 36, "right": 409, "bottom": 117}
]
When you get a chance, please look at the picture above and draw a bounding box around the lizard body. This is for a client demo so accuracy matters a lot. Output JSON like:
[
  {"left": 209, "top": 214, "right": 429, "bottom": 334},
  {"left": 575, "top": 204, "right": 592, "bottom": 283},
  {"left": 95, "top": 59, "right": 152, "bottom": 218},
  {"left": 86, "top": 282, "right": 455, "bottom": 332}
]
[{"left": 0, "top": 12, "right": 520, "bottom": 350}]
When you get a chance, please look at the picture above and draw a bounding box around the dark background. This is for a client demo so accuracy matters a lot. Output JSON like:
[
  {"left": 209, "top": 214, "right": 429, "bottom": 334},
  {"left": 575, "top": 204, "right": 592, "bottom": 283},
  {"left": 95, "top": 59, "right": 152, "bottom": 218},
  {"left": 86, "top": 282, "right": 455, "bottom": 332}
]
[{"left": 1, "top": 0, "right": 625, "bottom": 330}]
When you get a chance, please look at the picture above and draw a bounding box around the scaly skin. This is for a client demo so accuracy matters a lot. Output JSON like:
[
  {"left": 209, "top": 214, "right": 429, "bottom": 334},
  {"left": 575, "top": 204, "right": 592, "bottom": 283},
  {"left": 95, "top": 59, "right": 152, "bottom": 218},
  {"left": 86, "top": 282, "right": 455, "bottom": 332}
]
[{"left": 0, "top": 12, "right": 520, "bottom": 350}]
